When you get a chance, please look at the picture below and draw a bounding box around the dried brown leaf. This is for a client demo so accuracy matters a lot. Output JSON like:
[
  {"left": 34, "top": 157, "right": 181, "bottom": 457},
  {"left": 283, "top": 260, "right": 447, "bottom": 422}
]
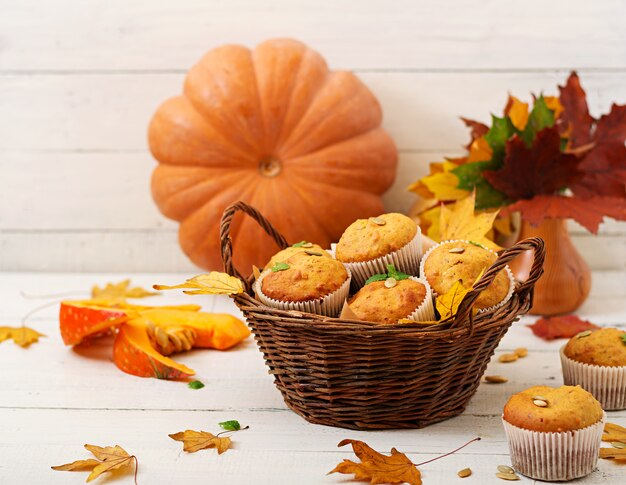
[
  {"left": 169, "top": 430, "right": 232, "bottom": 454},
  {"left": 329, "top": 439, "right": 422, "bottom": 485},
  {"left": 52, "top": 444, "right": 137, "bottom": 483},
  {"left": 0, "top": 326, "right": 45, "bottom": 347}
]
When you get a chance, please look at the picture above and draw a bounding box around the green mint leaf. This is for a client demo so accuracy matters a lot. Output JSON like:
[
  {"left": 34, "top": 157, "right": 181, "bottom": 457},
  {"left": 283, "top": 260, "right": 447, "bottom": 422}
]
[
  {"left": 468, "top": 241, "right": 487, "bottom": 249},
  {"left": 188, "top": 380, "right": 205, "bottom": 390},
  {"left": 292, "top": 241, "right": 307, "bottom": 248},
  {"left": 621, "top": 334, "right": 626, "bottom": 346},
  {"left": 271, "top": 262, "right": 290, "bottom": 272},
  {"left": 365, "top": 273, "right": 389, "bottom": 285},
  {"left": 386, "top": 264, "right": 410, "bottom": 281},
  {"left": 219, "top": 420, "right": 241, "bottom": 431},
  {"left": 521, "top": 95, "right": 555, "bottom": 146}
]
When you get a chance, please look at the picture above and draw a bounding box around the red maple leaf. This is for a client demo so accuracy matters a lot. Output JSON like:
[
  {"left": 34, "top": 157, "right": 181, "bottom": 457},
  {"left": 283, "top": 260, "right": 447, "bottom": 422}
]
[
  {"left": 559, "top": 73, "right": 626, "bottom": 198},
  {"left": 558, "top": 72, "right": 594, "bottom": 148},
  {"left": 528, "top": 315, "right": 599, "bottom": 341},
  {"left": 484, "top": 127, "right": 581, "bottom": 200},
  {"left": 460, "top": 117, "right": 489, "bottom": 149},
  {"left": 504, "top": 194, "right": 626, "bottom": 233}
]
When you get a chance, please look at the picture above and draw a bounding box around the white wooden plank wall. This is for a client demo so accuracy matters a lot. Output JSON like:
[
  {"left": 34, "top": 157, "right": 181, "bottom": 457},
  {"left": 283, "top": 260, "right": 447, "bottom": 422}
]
[{"left": 1, "top": 0, "right": 625, "bottom": 272}]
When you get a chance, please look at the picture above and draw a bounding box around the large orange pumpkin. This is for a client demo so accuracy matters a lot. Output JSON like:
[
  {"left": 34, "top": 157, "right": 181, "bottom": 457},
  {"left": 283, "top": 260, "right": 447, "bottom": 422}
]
[{"left": 148, "top": 38, "right": 397, "bottom": 272}]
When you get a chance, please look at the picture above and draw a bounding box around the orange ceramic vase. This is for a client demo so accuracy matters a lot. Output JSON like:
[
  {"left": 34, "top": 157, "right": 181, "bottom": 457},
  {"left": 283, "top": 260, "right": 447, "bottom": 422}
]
[{"left": 509, "top": 218, "right": 591, "bottom": 316}]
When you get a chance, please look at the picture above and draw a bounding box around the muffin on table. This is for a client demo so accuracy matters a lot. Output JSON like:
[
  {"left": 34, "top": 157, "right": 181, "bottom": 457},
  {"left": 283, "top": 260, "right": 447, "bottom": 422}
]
[
  {"left": 560, "top": 327, "right": 626, "bottom": 410},
  {"left": 335, "top": 213, "right": 422, "bottom": 288},
  {"left": 266, "top": 241, "right": 330, "bottom": 268},
  {"left": 420, "top": 240, "right": 513, "bottom": 312},
  {"left": 348, "top": 268, "right": 435, "bottom": 324},
  {"left": 255, "top": 251, "right": 350, "bottom": 317},
  {"left": 502, "top": 385, "right": 605, "bottom": 481}
]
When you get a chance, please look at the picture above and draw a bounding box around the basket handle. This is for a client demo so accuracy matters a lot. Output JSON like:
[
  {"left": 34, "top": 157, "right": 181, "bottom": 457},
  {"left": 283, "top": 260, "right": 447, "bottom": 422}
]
[
  {"left": 453, "top": 237, "right": 545, "bottom": 326},
  {"left": 220, "top": 201, "right": 289, "bottom": 287}
]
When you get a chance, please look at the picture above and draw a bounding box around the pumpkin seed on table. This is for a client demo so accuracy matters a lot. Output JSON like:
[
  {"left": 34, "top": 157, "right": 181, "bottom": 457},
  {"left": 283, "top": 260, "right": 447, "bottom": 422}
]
[
  {"left": 497, "top": 465, "right": 514, "bottom": 474},
  {"left": 484, "top": 375, "right": 508, "bottom": 384},
  {"left": 457, "top": 467, "right": 472, "bottom": 478},
  {"left": 496, "top": 471, "right": 520, "bottom": 481},
  {"left": 513, "top": 347, "right": 528, "bottom": 358},
  {"left": 499, "top": 353, "right": 519, "bottom": 363}
]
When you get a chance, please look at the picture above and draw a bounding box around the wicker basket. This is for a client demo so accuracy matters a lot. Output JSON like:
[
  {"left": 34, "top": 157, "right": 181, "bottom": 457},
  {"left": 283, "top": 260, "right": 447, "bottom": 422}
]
[{"left": 220, "top": 202, "right": 545, "bottom": 430}]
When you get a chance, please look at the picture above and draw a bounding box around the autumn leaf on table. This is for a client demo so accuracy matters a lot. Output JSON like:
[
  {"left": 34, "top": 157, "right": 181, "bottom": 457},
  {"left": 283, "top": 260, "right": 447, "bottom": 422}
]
[
  {"left": 154, "top": 272, "right": 244, "bottom": 296},
  {"left": 52, "top": 444, "right": 137, "bottom": 484},
  {"left": 439, "top": 191, "right": 501, "bottom": 250},
  {"left": 92, "top": 279, "right": 158, "bottom": 301},
  {"left": 527, "top": 314, "right": 599, "bottom": 341},
  {"left": 0, "top": 326, "right": 45, "bottom": 347},
  {"left": 600, "top": 447, "right": 626, "bottom": 463},
  {"left": 169, "top": 430, "right": 232, "bottom": 454},
  {"left": 603, "top": 423, "right": 626, "bottom": 444},
  {"left": 329, "top": 439, "right": 422, "bottom": 485}
]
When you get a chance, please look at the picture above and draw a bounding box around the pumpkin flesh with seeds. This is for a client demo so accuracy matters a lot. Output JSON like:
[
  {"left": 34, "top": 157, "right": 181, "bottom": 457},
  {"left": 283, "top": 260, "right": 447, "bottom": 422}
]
[{"left": 148, "top": 38, "right": 397, "bottom": 271}]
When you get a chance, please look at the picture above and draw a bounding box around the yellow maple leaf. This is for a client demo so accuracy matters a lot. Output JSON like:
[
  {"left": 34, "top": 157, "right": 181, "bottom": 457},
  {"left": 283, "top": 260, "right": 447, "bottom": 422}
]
[
  {"left": 52, "top": 444, "right": 137, "bottom": 483},
  {"left": 603, "top": 422, "right": 626, "bottom": 444},
  {"left": 154, "top": 272, "right": 244, "bottom": 296},
  {"left": 506, "top": 95, "right": 530, "bottom": 131},
  {"left": 544, "top": 96, "right": 564, "bottom": 118},
  {"left": 420, "top": 160, "right": 470, "bottom": 202},
  {"left": 329, "top": 439, "right": 422, "bottom": 485},
  {"left": 92, "top": 279, "right": 158, "bottom": 300},
  {"left": 169, "top": 430, "right": 232, "bottom": 454},
  {"left": 435, "top": 280, "right": 472, "bottom": 321},
  {"left": 439, "top": 192, "right": 501, "bottom": 250},
  {"left": 467, "top": 136, "right": 493, "bottom": 163},
  {"left": 600, "top": 447, "right": 626, "bottom": 463},
  {"left": 0, "top": 326, "right": 45, "bottom": 347}
]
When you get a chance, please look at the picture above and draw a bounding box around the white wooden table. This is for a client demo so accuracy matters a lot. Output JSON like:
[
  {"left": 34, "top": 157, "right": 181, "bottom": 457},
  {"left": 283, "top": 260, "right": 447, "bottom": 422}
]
[{"left": 1, "top": 271, "right": 625, "bottom": 484}]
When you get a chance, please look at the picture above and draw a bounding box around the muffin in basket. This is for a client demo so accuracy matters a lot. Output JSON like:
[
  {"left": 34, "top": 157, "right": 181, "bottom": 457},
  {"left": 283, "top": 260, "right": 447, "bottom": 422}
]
[
  {"left": 335, "top": 213, "right": 421, "bottom": 288},
  {"left": 502, "top": 385, "right": 605, "bottom": 481},
  {"left": 348, "top": 266, "right": 435, "bottom": 324},
  {"left": 266, "top": 241, "right": 330, "bottom": 268},
  {"left": 420, "top": 240, "right": 513, "bottom": 312},
  {"left": 560, "top": 327, "right": 626, "bottom": 410},
  {"left": 255, "top": 251, "right": 350, "bottom": 317}
]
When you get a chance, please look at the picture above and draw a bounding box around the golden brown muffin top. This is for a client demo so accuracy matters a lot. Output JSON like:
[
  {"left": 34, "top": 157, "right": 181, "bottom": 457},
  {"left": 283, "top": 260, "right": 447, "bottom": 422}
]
[
  {"left": 503, "top": 385, "right": 603, "bottom": 432},
  {"left": 261, "top": 252, "right": 348, "bottom": 302},
  {"left": 564, "top": 327, "right": 626, "bottom": 367},
  {"left": 266, "top": 242, "right": 330, "bottom": 269},
  {"left": 335, "top": 213, "right": 417, "bottom": 263},
  {"left": 422, "top": 241, "right": 509, "bottom": 310},
  {"left": 348, "top": 279, "right": 427, "bottom": 325}
]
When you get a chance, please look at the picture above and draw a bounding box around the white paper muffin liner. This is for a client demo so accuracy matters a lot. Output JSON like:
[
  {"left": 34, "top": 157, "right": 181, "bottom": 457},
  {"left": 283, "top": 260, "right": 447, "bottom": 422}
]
[
  {"left": 560, "top": 346, "right": 626, "bottom": 411},
  {"left": 340, "top": 227, "right": 422, "bottom": 290},
  {"left": 254, "top": 266, "right": 351, "bottom": 318},
  {"left": 502, "top": 413, "right": 605, "bottom": 481},
  {"left": 419, "top": 239, "right": 515, "bottom": 314},
  {"left": 404, "top": 276, "right": 436, "bottom": 322}
]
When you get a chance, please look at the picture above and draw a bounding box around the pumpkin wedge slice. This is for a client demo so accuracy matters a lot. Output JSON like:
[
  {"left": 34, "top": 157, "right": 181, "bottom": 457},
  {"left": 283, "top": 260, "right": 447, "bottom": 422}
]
[
  {"left": 59, "top": 300, "right": 132, "bottom": 345},
  {"left": 113, "top": 319, "right": 195, "bottom": 379}
]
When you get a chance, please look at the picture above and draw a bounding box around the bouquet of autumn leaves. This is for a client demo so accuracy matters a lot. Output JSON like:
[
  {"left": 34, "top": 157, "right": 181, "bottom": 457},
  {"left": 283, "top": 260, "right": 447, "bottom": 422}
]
[{"left": 410, "top": 72, "right": 626, "bottom": 239}]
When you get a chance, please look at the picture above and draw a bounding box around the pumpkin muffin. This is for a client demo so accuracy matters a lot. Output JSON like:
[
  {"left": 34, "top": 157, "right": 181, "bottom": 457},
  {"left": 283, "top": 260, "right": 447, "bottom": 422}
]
[
  {"left": 348, "top": 276, "right": 434, "bottom": 324},
  {"left": 502, "top": 385, "right": 604, "bottom": 481},
  {"left": 420, "top": 240, "right": 512, "bottom": 311},
  {"left": 335, "top": 213, "right": 422, "bottom": 288},
  {"left": 560, "top": 327, "right": 626, "bottom": 410},
  {"left": 256, "top": 252, "right": 350, "bottom": 317},
  {"left": 266, "top": 241, "right": 330, "bottom": 269}
]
